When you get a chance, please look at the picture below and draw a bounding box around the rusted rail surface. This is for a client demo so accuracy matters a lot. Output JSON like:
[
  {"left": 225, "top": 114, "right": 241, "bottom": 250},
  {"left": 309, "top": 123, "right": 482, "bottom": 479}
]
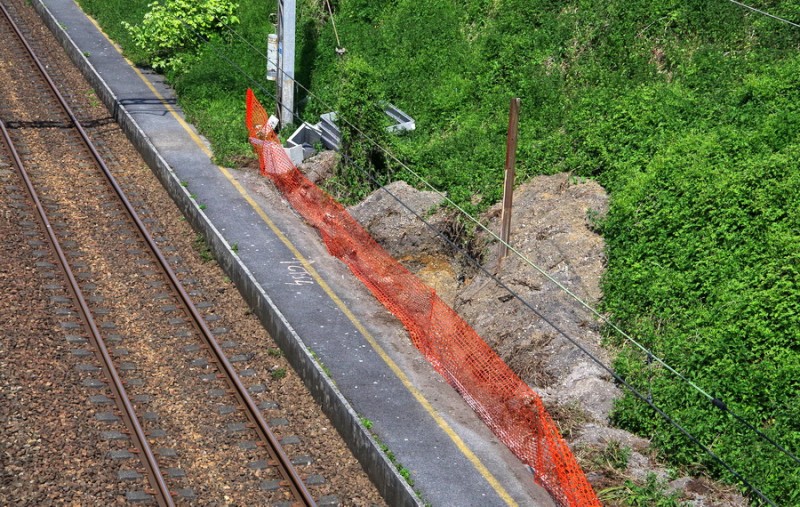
[
  {"left": 0, "top": 114, "right": 176, "bottom": 507},
  {"left": 0, "top": 2, "right": 315, "bottom": 505}
]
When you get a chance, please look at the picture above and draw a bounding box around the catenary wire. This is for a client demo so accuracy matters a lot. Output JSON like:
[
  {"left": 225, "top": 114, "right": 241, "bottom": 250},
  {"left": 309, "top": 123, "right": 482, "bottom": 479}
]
[
  {"left": 202, "top": 17, "right": 800, "bottom": 469},
  {"left": 723, "top": 0, "right": 800, "bottom": 29}
]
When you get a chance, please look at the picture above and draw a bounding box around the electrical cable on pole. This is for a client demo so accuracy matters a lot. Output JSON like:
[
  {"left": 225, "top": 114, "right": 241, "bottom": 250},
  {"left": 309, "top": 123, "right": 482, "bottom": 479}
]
[{"left": 324, "top": 0, "right": 346, "bottom": 56}]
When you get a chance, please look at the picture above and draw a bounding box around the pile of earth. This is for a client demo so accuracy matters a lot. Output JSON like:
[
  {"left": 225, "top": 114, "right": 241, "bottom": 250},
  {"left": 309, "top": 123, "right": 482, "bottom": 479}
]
[{"left": 300, "top": 152, "right": 745, "bottom": 506}]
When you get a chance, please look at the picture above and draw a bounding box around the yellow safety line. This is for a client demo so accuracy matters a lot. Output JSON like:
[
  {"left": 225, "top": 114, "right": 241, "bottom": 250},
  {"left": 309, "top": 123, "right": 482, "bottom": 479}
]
[{"left": 82, "top": 13, "right": 518, "bottom": 506}]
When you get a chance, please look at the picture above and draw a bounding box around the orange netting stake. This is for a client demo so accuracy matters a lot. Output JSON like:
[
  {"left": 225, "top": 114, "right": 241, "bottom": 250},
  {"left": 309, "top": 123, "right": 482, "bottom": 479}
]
[{"left": 245, "top": 89, "right": 600, "bottom": 506}]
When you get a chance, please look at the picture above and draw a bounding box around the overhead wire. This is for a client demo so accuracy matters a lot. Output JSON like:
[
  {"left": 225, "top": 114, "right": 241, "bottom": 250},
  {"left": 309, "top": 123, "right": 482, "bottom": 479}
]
[
  {"left": 206, "top": 16, "right": 800, "bottom": 471},
  {"left": 173, "top": 15, "right": 796, "bottom": 497},
  {"left": 723, "top": 0, "right": 800, "bottom": 29}
]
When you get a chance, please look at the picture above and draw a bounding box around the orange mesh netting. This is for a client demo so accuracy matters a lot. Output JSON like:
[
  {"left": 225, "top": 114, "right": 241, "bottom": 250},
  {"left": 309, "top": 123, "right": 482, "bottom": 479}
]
[{"left": 245, "top": 89, "right": 599, "bottom": 506}]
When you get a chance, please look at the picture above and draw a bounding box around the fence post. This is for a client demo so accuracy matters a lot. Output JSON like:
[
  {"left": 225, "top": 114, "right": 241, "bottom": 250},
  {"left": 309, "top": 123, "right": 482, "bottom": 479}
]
[{"left": 499, "top": 97, "right": 521, "bottom": 259}]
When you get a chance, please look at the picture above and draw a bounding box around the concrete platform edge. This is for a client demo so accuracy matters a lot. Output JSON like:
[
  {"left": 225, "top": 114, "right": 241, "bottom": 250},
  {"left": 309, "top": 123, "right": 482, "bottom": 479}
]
[{"left": 31, "top": 2, "right": 420, "bottom": 505}]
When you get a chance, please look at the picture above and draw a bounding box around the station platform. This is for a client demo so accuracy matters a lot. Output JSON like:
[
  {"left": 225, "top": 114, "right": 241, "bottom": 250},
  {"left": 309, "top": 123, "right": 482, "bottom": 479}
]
[{"left": 34, "top": 1, "right": 556, "bottom": 505}]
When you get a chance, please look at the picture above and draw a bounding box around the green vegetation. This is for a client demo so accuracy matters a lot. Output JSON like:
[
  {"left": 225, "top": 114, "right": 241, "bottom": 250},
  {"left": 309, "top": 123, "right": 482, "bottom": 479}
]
[
  {"left": 600, "top": 473, "right": 687, "bottom": 507},
  {"left": 193, "top": 233, "right": 214, "bottom": 262},
  {"left": 378, "top": 441, "right": 415, "bottom": 488},
  {"left": 589, "top": 440, "right": 631, "bottom": 473},
  {"left": 325, "top": 55, "right": 393, "bottom": 203},
  {"left": 78, "top": 0, "right": 269, "bottom": 165},
  {"left": 308, "top": 348, "right": 333, "bottom": 377},
  {"left": 122, "top": 0, "right": 240, "bottom": 72},
  {"left": 77, "top": 0, "right": 800, "bottom": 503},
  {"left": 84, "top": 89, "right": 100, "bottom": 107}
]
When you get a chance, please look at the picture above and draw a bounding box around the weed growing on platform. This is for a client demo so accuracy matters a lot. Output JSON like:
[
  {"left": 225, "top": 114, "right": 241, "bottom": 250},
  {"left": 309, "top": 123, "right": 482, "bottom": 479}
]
[
  {"left": 193, "top": 234, "right": 213, "bottom": 262},
  {"left": 378, "top": 442, "right": 414, "bottom": 488}
]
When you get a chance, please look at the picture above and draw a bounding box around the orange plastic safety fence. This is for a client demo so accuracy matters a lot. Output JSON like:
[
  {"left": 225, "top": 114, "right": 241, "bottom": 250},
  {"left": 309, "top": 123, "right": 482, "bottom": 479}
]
[{"left": 245, "top": 89, "right": 600, "bottom": 507}]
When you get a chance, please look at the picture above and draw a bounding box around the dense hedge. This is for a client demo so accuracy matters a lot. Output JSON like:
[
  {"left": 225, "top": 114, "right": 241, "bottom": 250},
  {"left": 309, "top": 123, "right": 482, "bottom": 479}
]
[{"left": 77, "top": 0, "right": 800, "bottom": 502}]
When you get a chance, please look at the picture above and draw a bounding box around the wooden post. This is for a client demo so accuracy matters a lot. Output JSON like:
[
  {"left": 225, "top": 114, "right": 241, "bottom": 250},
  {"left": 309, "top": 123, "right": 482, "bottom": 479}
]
[{"left": 499, "top": 97, "right": 520, "bottom": 259}]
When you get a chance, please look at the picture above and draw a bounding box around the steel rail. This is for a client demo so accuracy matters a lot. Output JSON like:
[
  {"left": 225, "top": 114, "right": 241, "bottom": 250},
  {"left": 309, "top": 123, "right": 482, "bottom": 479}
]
[
  {"left": 0, "top": 4, "right": 175, "bottom": 505},
  {"left": 0, "top": 116, "right": 175, "bottom": 506},
  {"left": 0, "top": 3, "right": 315, "bottom": 504}
]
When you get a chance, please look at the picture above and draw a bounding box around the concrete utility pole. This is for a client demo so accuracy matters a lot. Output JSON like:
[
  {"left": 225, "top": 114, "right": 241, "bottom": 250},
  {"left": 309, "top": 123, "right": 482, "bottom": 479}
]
[{"left": 276, "top": 0, "right": 295, "bottom": 126}]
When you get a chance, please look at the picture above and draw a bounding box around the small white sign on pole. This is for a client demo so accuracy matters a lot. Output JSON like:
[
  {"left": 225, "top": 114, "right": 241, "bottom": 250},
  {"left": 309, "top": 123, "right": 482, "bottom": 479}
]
[{"left": 267, "top": 33, "right": 278, "bottom": 81}]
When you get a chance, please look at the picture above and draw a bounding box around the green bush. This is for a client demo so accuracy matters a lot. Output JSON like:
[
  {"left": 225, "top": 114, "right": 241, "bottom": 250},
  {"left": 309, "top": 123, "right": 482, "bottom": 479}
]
[
  {"left": 329, "top": 55, "right": 392, "bottom": 202},
  {"left": 301, "top": 2, "right": 800, "bottom": 502},
  {"left": 122, "top": 0, "right": 240, "bottom": 72}
]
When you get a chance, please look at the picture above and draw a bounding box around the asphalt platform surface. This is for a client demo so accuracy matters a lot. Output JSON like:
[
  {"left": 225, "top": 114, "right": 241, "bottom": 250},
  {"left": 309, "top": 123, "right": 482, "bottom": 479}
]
[{"left": 34, "top": 1, "right": 556, "bottom": 505}]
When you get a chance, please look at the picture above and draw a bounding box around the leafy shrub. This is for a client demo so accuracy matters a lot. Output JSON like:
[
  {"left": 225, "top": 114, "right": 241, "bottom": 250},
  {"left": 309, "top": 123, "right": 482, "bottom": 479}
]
[
  {"left": 302, "top": 1, "right": 800, "bottom": 502},
  {"left": 600, "top": 473, "right": 686, "bottom": 507},
  {"left": 122, "top": 0, "right": 239, "bottom": 72}
]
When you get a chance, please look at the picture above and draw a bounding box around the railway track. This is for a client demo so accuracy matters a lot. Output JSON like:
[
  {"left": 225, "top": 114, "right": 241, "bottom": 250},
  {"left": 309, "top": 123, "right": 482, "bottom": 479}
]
[{"left": 0, "top": 2, "right": 318, "bottom": 504}]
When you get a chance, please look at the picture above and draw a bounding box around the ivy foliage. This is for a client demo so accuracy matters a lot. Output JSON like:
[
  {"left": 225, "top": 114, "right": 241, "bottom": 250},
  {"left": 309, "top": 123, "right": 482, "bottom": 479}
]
[
  {"left": 122, "top": 0, "right": 240, "bottom": 72},
  {"left": 331, "top": 55, "right": 392, "bottom": 202}
]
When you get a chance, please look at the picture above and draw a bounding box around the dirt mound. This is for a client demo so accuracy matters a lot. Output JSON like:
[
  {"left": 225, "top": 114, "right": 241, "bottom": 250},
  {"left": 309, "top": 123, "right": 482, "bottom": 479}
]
[
  {"left": 348, "top": 180, "right": 461, "bottom": 305},
  {"left": 457, "top": 173, "right": 615, "bottom": 418},
  {"left": 298, "top": 150, "right": 338, "bottom": 184}
]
